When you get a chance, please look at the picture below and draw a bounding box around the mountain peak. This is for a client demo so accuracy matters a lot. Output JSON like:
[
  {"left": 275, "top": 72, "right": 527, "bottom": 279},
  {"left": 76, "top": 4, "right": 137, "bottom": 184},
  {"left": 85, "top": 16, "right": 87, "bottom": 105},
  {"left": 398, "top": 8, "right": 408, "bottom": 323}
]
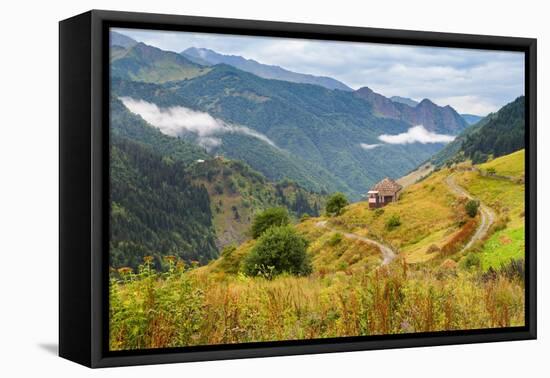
[
  {"left": 356, "top": 86, "right": 375, "bottom": 95},
  {"left": 390, "top": 96, "right": 419, "bottom": 108},
  {"left": 110, "top": 31, "right": 137, "bottom": 48},
  {"left": 418, "top": 98, "right": 436, "bottom": 107}
]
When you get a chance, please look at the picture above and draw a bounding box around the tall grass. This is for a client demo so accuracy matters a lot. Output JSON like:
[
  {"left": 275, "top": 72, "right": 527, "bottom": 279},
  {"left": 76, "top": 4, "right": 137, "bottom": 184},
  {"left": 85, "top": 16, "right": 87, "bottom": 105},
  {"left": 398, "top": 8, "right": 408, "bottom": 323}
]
[{"left": 110, "top": 257, "right": 524, "bottom": 351}]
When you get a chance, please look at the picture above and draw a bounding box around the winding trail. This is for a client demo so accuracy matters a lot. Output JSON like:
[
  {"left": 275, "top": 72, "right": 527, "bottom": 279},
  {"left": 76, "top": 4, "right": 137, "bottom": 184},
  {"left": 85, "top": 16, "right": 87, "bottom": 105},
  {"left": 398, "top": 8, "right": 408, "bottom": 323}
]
[
  {"left": 315, "top": 220, "right": 397, "bottom": 265},
  {"left": 444, "top": 174, "right": 496, "bottom": 253}
]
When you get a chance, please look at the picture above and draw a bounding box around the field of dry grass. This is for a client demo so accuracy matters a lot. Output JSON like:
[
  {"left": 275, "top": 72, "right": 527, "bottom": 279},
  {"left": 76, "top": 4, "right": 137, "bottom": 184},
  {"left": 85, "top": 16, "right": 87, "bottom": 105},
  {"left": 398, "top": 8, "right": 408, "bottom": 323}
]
[
  {"left": 109, "top": 151, "right": 526, "bottom": 351},
  {"left": 110, "top": 257, "right": 524, "bottom": 350}
]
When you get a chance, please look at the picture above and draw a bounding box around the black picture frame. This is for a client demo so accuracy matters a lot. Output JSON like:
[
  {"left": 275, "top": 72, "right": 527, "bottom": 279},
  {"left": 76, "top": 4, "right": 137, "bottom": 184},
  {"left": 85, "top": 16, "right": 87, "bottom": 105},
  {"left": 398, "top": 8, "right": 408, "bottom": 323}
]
[{"left": 59, "top": 9, "right": 537, "bottom": 368}]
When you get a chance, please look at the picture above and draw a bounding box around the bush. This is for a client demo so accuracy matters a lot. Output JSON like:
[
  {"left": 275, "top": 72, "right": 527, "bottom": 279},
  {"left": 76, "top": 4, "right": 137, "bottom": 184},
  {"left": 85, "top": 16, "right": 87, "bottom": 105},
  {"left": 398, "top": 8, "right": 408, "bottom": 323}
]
[
  {"left": 327, "top": 232, "right": 343, "bottom": 246},
  {"left": 385, "top": 214, "right": 402, "bottom": 230},
  {"left": 214, "top": 183, "right": 224, "bottom": 195},
  {"left": 243, "top": 225, "right": 311, "bottom": 278},
  {"left": 325, "top": 192, "right": 349, "bottom": 216},
  {"left": 486, "top": 167, "right": 496, "bottom": 176},
  {"left": 300, "top": 213, "right": 311, "bottom": 222},
  {"left": 250, "top": 207, "right": 290, "bottom": 238},
  {"left": 374, "top": 208, "right": 385, "bottom": 217},
  {"left": 460, "top": 252, "right": 481, "bottom": 270},
  {"left": 465, "top": 200, "right": 480, "bottom": 218}
]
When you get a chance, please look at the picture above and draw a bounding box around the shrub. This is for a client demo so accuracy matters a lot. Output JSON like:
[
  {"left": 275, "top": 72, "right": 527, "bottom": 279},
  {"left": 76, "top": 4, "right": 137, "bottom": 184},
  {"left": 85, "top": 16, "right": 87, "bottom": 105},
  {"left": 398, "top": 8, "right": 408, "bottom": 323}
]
[
  {"left": 460, "top": 252, "right": 481, "bottom": 270},
  {"left": 374, "top": 208, "right": 385, "bottom": 217},
  {"left": 486, "top": 167, "right": 496, "bottom": 176},
  {"left": 250, "top": 207, "right": 290, "bottom": 238},
  {"left": 327, "top": 232, "right": 343, "bottom": 246},
  {"left": 214, "top": 183, "right": 224, "bottom": 195},
  {"left": 300, "top": 213, "right": 311, "bottom": 222},
  {"left": 325, "top": 192, "right": 349, "bottom": 217},
  {"left": 441, "top": 219, "right": 477, "bottom": 256},
  {"left": 465, "top": 200, "right": 480, "bottom": 218},
  {"left": 243, "top": 225, "right": 311, "bottom": 278},
  {"left": 386, "top": 214, "right": 402, "bottom": 230}
]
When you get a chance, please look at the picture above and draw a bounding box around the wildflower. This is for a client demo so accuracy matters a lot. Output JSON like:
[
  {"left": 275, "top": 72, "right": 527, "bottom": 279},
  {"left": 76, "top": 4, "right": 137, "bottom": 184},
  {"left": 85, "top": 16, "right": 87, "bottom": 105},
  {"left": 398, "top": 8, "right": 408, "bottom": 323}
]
[{"left": 163, "top": 255, "right": 177, "bottom": 264}]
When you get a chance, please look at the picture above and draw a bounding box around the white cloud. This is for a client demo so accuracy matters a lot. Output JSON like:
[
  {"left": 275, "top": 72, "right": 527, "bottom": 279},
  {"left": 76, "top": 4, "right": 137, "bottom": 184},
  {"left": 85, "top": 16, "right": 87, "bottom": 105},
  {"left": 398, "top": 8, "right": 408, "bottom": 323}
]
[
  {"left": 119, "top": 97, "right": 278, "bottom": 151},
  {"left": 378, "top": 125, "right": 455, "bottom": 145},
  {"left": 359, "top": 143, "right": 380, "bottom": 150},
  {"left": 431, "top": 95, "right": 500, "bottom": 115}
]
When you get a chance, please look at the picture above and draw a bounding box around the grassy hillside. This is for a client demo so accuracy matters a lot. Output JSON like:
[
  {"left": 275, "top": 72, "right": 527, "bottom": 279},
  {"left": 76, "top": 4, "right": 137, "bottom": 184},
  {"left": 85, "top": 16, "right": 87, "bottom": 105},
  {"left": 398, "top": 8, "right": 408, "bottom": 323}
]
[
  {"left": 110, "top": 149, "right": 525, "bottom": 350},
  {"left": 453, "top": 151, "right": 525, "bottom": 271},
  {"left": 478, "top": 149, "right": 525, "bottom": 179}
]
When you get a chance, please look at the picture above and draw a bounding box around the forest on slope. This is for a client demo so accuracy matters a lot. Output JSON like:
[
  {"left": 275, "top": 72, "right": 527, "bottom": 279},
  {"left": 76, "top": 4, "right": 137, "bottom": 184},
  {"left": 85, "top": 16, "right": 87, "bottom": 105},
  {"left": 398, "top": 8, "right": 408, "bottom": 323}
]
[
  {"left": 432, "top": 96, "right": 525, "bottom": 166},
  {"left": 110, "top": 36, "right": 470, "bottom": 198}
]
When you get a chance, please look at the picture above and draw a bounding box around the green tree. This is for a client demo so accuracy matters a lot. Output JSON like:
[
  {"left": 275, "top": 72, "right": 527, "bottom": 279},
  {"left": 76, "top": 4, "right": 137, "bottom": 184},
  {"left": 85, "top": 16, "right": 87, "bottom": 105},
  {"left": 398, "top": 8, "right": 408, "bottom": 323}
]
[
  {"left": 465, "top": 200, "right": 480, "bottom": 218},
  {"left": 250, "top": 207, "right": 290, "bottom": 239},
  {"left": 325, "top": 192, "right": 349, "bottom": 216},
  {"left": 243, "top": 225, "right": 311, "bottom": 278}
]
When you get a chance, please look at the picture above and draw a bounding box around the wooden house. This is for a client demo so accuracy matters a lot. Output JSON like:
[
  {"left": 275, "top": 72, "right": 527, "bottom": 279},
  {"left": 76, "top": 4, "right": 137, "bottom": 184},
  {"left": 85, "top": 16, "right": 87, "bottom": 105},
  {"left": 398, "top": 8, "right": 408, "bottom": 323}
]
[{"left": 366, "top": 177, "right": 402, "bottom": 209}]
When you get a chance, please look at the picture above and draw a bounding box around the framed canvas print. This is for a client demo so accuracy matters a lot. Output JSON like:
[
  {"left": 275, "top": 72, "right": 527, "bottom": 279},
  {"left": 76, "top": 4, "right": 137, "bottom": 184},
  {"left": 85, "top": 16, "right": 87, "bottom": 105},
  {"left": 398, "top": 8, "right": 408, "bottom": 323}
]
[{"left": 59, "top": 10, "right": 536, "bottom": 368}]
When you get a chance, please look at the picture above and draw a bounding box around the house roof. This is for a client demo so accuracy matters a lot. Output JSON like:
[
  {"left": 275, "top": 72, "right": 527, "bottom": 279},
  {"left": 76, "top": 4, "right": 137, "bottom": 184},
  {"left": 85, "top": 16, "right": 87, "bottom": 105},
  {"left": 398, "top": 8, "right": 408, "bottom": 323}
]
[{"left": 371, "top": 177, "right": 402, "bottom": 196}]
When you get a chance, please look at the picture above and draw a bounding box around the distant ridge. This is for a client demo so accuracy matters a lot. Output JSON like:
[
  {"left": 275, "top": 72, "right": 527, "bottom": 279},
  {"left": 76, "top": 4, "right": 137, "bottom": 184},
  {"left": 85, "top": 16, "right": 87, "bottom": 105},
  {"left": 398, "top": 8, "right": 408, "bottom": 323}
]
[
  {"left": 182, "top": 47, "right": 353, "bottom": 91},
  {"left": 390, "top": 96, "right": 419, "bottom": 107},
  {"left": 461, "top": 114, "right": 483, "bottom": 125},
  {"left": 110, "top": 31, "right": 137, "bottom": 48}
]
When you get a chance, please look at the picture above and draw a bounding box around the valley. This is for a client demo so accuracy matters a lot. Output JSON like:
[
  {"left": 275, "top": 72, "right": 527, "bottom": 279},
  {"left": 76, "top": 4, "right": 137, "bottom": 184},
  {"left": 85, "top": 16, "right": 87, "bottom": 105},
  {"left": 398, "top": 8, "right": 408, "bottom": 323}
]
[{"left": 107, "top": 29, "right": 526, "bottom": 351}]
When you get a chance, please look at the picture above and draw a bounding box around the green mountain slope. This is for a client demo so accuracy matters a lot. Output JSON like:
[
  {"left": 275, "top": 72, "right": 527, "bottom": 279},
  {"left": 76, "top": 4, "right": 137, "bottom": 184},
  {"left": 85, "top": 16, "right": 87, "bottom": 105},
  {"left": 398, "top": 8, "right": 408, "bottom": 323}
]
[
  {"left": 186, "top": 157, "right": 325, "bottom": 248},
  {"left": 110, "top": 97, "right": 209, "bottom": 164},
  {"left": 110, "top": 91, "right": 351, "bottom": 195},
  {"left": 432, "top": 96, "right": 524, "bottom": 165},
  {"left": 110, "top": 42, "right": 211, "bottom": 84},
  {"left": 110, "top": 137, "right": 218, "bottom": 269},
  {"left": 112, "top": 65, "right": 449, "bottom": 199}
]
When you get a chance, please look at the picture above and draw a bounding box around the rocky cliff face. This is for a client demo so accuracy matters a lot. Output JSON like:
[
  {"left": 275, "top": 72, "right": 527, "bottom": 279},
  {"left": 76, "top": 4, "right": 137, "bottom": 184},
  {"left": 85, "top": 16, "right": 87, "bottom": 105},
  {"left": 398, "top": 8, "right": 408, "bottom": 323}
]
[{"left": 354, "top": 87, "right": 468, "bottom": 134}]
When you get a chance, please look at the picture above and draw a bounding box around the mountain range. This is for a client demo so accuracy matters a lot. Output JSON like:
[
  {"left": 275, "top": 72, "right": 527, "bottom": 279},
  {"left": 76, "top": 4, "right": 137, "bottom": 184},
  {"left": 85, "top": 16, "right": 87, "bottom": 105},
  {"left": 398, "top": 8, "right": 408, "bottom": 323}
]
[
  {"left": 181, "top": 47, "right": 353, "bottom": 91},
  {"left": 110, "top": 32, "right": 474, "bottom": 199},
  {"left": 108, "top": 30, "right": 524, "bottom": 267},
  {"left": 354, "top": 87, "right": 468, "bottom": 134}
]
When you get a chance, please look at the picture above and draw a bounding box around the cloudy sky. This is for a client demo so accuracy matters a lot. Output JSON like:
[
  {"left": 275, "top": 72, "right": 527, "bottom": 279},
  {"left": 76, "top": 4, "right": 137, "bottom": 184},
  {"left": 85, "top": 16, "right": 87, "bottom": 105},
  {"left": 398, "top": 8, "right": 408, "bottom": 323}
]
[{"left": 115, "top": 28, "right": 524, "bottom": 116}]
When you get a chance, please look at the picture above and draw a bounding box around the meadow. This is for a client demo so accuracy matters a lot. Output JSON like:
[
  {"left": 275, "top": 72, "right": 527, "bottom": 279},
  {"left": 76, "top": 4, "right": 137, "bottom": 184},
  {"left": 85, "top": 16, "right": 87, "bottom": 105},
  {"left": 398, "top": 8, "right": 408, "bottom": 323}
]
[{"left": 109, "top": 151, "right": 525, "bottom": 351}]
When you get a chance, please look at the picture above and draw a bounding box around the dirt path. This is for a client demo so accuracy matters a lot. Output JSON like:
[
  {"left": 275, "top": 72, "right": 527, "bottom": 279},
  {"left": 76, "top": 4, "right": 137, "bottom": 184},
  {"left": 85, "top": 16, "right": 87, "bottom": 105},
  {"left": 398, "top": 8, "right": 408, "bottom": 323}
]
[
  {"left": 315, "top": 220, "right": 397, "bottom": 265},
  {"left": 444, "top": 174, "right": 496, "bottom": 253}
]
